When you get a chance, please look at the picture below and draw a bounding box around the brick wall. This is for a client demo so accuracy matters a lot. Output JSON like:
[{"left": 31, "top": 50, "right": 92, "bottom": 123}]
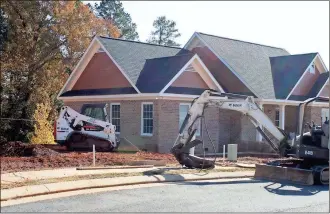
[
  {"left": 285, "top": 105, "right": 298, "bottom": 134},
  {"left": 156, "top": 101, "right": 237, "bottom": 154},
  {"left": 157, "top": 100, "right": 180, "bottom": 153},
  {"left": 195, "top": 106, "right": 221, "bottom": 154},
  {"left": 121, "top": 100, "right": 159, "bottom": 152}
]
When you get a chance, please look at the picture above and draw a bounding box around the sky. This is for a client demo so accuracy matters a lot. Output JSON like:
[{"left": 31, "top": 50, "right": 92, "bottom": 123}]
[{"left": 85, "top": 1, "right": 329, "bottom": 68}]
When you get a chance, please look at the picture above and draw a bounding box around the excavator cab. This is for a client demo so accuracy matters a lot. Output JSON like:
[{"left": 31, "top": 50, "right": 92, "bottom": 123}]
[{"left": 294, "top": 96, "right": 329, "bottom": 162}]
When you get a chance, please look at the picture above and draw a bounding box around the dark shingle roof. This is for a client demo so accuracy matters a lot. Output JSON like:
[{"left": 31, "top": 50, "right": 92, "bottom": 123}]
[
  {"left": 270, "top": 53, "right": 318, "bottom": 99},
  {"left": 98, "top": 36, "right": 190, "bottom": 85},
  {"left": 60, "top": 87, "right": 137, "bottom": 97},
  {"left": 136, "top": 54, "right": 195, "bottom": 93},
  {"left": 197, "top": 32, "right": 290, "bottom": 99},
  {"left": 307, "top": 72, "right": 329, "bottom": 97}
]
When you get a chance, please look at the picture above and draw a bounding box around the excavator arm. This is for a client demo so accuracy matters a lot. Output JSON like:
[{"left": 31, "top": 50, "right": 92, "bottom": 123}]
[{"left": 171, "top": 90, "right": 289, "bottom": 169}]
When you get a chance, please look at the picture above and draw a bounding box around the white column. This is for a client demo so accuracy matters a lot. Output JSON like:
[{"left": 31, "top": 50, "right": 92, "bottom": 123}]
[
  {"left": 279, "top": 105, "right": 285, "bottom": 130},
  {"left": 256, "top": 103, "right": 263, "bottom": 142}
]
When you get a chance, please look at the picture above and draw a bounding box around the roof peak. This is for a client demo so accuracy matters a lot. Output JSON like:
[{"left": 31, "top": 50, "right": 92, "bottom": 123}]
[
  {"left": 197, "top": 32, "right": 286, "bottom": 51},
  {"left": 98, "top": 36, "right": 183, "bottom": 50}
]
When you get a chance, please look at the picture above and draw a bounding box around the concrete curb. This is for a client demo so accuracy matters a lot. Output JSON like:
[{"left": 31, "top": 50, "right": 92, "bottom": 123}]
[
  {"left": 235, "top": 163, "right": 256, "bottom": 168},
  {"left": 1, "top": 171, "right": 254, "bottom": 201},
  {"left": 128, "top": 160, "right": 166, "bottom": 166},
  {"left": 76, "top": 165, "right": 154, "bottom": 170}
]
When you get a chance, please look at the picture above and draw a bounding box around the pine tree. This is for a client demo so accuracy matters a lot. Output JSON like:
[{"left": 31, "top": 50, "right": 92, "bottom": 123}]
[
  {"left": 147, "top": 16, "right": 181, "bottom": 47},
  {"left": 95, "top": 0, "right": 139, "bottom": 41}
]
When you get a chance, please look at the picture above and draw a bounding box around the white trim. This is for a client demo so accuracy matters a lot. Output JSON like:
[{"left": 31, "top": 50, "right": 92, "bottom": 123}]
[
  {"left": 317, "top": 79, "right": 329, "bottom": 97},
  {"left": 285, "top": 54, "right": 318, "bottom": 100},
  {"left": 159, "top": 54, "right": 224, "bottom": 94},
  {"left": 59, "top": 93, "right": 160, "bottom": 101},
  {"left": 57, "top": 37, "right": 99, "bottom": 99},
  {"left": 110, "top": 103, "right": 121, "bottom": 134},
  {"left": 183, "top": 32, "right": 199, "bottom": 49},
  {"left": 141, "top": 102, "right": 154, "bottom": 136},
  {"left": 179, "top": 103, "right": 201, "bottom": 136},
  {"left": 188, "top": 32, "right": 260, "bottom": 97},
  {"left": 59, "top": 93, "right": 329, "bottom": 107},
  {"left": 279, "top": 105, "right": 285, "bottom": 130},
  {"left": 317, "top": 53, "right": 329, "bottom": 72},
  {"left": 96, "top": 37, "right": 141, "bottom": 93}
]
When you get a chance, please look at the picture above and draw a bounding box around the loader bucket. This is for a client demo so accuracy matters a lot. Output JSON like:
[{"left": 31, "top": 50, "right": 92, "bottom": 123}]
[{"left": 254, "top": 164, "right": 314, "bottom": 185}]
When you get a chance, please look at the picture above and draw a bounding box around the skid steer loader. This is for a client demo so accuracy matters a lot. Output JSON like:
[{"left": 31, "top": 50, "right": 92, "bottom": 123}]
[
  {"left": 171, "top": 90, "right": 329, "bottom": 185},
  {"left": 54, "top": 106, "right": 120, "bottom": 152}
]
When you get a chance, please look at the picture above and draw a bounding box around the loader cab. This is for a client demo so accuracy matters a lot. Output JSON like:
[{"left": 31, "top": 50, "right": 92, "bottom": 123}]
[
  {"left": 80, "top": 103, "right": 109, "bottom": 131},
  {"left": 80, "top": 103, "right": 109, "bottom": 122}
]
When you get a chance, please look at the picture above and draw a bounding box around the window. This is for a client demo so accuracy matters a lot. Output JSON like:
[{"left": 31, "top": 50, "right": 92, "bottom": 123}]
[
  {"left": 179, "top": 103, "right": 200, "bottom": 136},
  {"left": 321, "top": 108, "right": 329, "bottom": 124},
  {"left": 275, "top": 108, "right": 280, "bottom": 127},
  {"left": 110, "top": 104, "right": 120, "bottom": 133},
  {"left": 141, "top": 103, "right": 153, "bottom": 135},
  {"left": 309, "top": 63, "right": 315, "bottom": 74}
]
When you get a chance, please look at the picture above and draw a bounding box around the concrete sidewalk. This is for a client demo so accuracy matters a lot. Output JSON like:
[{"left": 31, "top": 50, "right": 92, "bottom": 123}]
[
  {"left": 1, "top": 166, "right": 159, "bottom": 184},
  {"left": 1, "top": 165, "right": 241, "bottom": 185},
  {"left": 1, "top": 171, "right": 254, "bottom": 201}
]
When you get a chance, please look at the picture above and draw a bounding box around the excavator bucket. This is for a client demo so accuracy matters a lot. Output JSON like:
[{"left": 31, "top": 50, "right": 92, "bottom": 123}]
[
  {"left": 171, "top": 139, "right": 215, "bottom": 169},
  {"left": 254, "top": 164, "right": 314, "bottom": 185}
]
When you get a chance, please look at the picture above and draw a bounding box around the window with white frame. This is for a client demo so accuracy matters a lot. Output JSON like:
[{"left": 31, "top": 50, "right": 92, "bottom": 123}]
[
  {"left": 179, "top": 103, "right": 200, "bottom": 136},
  {"left": 141, "top": 103, "right": 153, "bottom": 135},
  {"left": 309, "top": 63, "right": 315, "bottom": 74},
  {"left": 275, "top": 108, "right": 280, "bottom": 127},
  {"left": 110, "top": 103, "right": 120, "bottom": 133}
]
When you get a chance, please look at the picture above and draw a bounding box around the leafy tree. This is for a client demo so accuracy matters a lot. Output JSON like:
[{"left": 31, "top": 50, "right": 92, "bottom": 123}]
[
  {"left": 30, "top": 103, "right": 55, "bottom": 144},
  {"left": 0, "top": 8, "right": 8, "bottom": 52},
  {"left": 0, "top": 0, "right": 120, "bottom": 143},
  {"left": 147, "top": 16, "right": 181, "bottom": 47},
  {"left": 95, "top": 0, "right": 139, "bottom": 41}
]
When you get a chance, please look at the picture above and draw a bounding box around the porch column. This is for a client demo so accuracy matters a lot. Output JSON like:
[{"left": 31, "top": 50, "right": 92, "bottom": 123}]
[
  {"left": 256, "top": 103, "right": 263, "bottom": 142},
  {"left": 279, "top": 105, "right": 286, "bottom": 130}
]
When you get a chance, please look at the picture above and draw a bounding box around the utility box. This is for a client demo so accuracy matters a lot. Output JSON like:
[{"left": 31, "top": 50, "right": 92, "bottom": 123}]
[{"left": 227, "top": 144, "right": 237, "bottom": 161}]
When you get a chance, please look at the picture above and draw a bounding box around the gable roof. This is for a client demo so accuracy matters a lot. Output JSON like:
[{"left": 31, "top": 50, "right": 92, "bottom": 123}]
[
  {"left": 196, "top": 32, "right": 290, "bottom": 99},
  {"left": 308, "top": 72, "right": 329, "bottom": 97},
  {"left": 270, "top": 53, "right": 318, "bottom": 99},
  {"left": 136, "top": 53, "right": 195, "bottom": 93},
  {"left": 98, "top": 36, "right": 190, "bottom": 85}
]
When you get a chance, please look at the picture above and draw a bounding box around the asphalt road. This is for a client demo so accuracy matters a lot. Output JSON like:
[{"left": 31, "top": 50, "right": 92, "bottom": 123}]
[{"left": 2, "top": 178, "right": 329, "bottom": 212}]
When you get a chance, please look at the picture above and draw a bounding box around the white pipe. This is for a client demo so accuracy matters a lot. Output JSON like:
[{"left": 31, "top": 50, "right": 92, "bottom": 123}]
[
  {"left": 93, "top": 144, "right": 96, "bottom": 167},
  {"left": 223, "top": 145, "right": 226, "bottom": 161}
]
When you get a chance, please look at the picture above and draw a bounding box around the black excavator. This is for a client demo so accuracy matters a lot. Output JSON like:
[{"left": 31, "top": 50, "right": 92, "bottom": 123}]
[{"left": 171, "top": 90, "right": 329, "bottom": 185}]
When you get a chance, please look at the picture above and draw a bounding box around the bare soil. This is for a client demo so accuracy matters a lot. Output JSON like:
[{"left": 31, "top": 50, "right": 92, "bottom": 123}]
[{"left": 0, "top": 141, "right": 279, "bottom": 174}]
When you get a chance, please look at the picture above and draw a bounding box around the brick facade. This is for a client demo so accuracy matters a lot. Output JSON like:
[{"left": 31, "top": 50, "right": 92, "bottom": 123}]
[{"left": 63, "top": 100, "right": 328, "bottom": 154}]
